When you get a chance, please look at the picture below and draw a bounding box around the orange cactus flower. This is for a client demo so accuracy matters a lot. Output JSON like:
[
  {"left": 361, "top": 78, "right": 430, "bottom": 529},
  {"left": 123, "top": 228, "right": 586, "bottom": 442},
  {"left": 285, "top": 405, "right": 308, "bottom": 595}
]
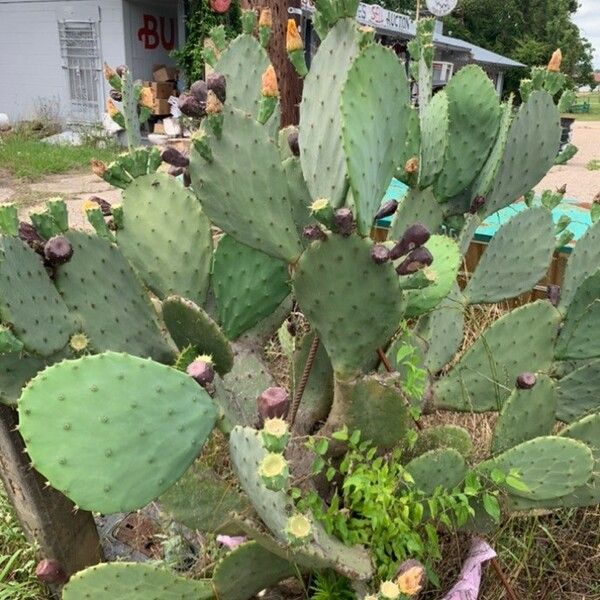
[
  {"left": 287, "top": 19, "right": 304, "bottom": 53},
  {"left": 106, "top": 98, "right": 119, "bottom": 117},
  {"left": 548, "top": 49, "right": 562, "bottom": 72},
  {"left": 259, "top": 7, "right": 272, "bottom": 27},
  {"left": 261, "top": 65, "right": 279, "bottom": 97}
]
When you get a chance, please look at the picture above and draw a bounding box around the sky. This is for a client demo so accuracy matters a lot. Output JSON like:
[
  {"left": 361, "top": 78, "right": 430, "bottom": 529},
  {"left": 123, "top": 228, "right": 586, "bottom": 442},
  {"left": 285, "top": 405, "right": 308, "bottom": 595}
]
[{"left": 572, "top": 0, "right": 600, "bottom": 69}]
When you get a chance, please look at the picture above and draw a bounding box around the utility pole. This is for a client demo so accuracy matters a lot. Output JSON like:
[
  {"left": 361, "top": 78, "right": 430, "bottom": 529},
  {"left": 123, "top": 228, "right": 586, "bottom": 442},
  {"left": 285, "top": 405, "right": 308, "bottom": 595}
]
[{"left": 241, "top": 0, "right": 304, "bottom": 126}]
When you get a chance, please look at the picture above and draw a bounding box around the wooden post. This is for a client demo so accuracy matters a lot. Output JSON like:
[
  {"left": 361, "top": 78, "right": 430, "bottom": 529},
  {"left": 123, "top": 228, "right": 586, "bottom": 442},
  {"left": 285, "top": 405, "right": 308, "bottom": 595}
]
[
  {"left": 242, "top": 0, "right": 304, "bottom": 126},
  {"left": 0, "top": 405, "right": 103, "bottom": 585}
]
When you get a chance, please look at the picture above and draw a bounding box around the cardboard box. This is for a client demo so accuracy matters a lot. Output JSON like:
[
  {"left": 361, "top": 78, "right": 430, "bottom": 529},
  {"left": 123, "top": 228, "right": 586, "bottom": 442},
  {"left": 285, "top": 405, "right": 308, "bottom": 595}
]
[
  {"left": 151, "top": 81, "right": 174, "bottom": 99},
  {"left": 153, "top": 122, "right": 166, "bottom": 134},
  {"left": 153, "top": 99, "right": 171, "bottom": 115},
  {"left": 153, "top": 64, "right": 179, "bottom": 83}
]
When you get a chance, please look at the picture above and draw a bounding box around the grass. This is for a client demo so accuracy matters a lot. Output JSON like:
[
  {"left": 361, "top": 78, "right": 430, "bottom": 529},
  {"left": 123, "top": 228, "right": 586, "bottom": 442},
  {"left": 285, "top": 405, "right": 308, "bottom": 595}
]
[
  {"left": 562, "top": 91, "right": 600, "bottom": 122},
  {"left": 0, "top": 121, "right": 119, "bottom": 181},
  {"left": 0, "top": 488, "right": 49, "bottom": 600}
]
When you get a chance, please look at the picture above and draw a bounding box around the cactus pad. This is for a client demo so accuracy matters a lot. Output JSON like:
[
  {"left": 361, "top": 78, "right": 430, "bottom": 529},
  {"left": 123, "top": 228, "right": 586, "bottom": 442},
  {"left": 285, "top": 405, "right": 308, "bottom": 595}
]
[
  {"left": 213, "top": 235, "right": 290, "bottom": 340},
  {"left": 212, "top": 541, "right": 298, "bottom": 600},
  {"left": 491, "top": 375, "right": 557, "bottom": 454},
  {"left": 160, "top": 462, "right": 251, "bottom": 534},
  {"left": 480, "top": 436, "right": 594, "bottom": 501},
  {"left": 229, "top": 426, "right": 373, "bottom": 580},
  {"left": 190, "top": 107, "right": 301, "bottom": 262},
  {"left": 434, "top": 301, "right": 561, "bottom": 411},
  {"left": 556, "top": 359, "right": 600, "bottom": 423},
  {"left": 0, "top": 352, "right": 46, "bottom": 406},
  {"left": 19, "top": 352, "right": 218, "bottom": 513},
  {"left": 118, "top": 173, "right": 212, "bottom": 306},
  {"left": 463, "top": 208, "right": 555, "bottom": 303},
  {"left": 388, "top": 187, "right": 444, "bottom": 241},
  {"left": 162, "top": 296, "right": 234, "bottom": 376},
  {"left": 412, "top": 425, "right": 473, "bottom": 459},
  {"left": 341, "top": 43, "right": 410, "bottom": 234},
  {"left": 62, "top": 562, "right": 212, "bottom": 600},
  {"left": 404, "top": 235, "right": 460, "bottom": 317},
  {"left": 418, "top": 91, "right": 448, "bottom": 189},
  {"left": 282, "top": 157, "right": 313, "bottom": 240},
  {"left": 54, "top": 232, "right": 174, "bottom": 363},
  {"left": 485, "top": 91, "right": 560, "bottom": 217},
  {"left": 292, "top": 234, "right": 403, "bottom": 376},
  {"left": 0, "top": 235, "right": 74, "bottom": 355},
  {"left": 299, "top": 19, "right": 360, "bottom": 207},
  {"left": 434, "top": 66, "right": 500, "bottom": 199},
  {"left": 405, "top": 448, "right": 467, "bottom": 494}
]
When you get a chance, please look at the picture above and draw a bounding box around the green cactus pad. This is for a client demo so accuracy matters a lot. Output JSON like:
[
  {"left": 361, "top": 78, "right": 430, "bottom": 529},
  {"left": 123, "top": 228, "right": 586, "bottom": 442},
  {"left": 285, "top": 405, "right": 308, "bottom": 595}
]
[
  {"left": 282, "top": 157, "right": 313, "bottom": 240},
  {"left": 292, "top": 234, "right": 403, "bottom": 376},
  {"left": 299, "top": 19, "right": 360, "bottom": 208},
  {"left": 418, "top": 283, "right": 466, "bottom": 373},
  {"left": 484, "top": 91, "right": 560, "bottom": 217},
  {"left": 54, "top": 232, "right": 174, "bottom": 363},
  {"left": 491, "top": 375, "right": 557, "bottom": 454},
  {"left": 118, "top": 173, "right": 212, "bottom": 306},
  {"left": 418, "top": 91, "right": 448, "bottom": 189},
  {"left": 556, "top": 359, "right": 600, "bottom": 423},
  {"left": 340, "top": 43, "right": 410, "bottom": 234},
  {"left": 405, "top": 448, "right": 467, "bottom": 494},
  {"left": 0, "top": 236, "right": 74, "bottom": 355},
  {"left": 19, "top": 352, "right": 218, "bottom": 513},
  {"left": 229, "top": 426, "right": 373, "bottom": 580},
  {"left": 388, "top": 187, "right": 444, "bottom": 241},
  {"left": 555, "top": 270, "right": 600, "bottom": 360},
  {"left": 213, "top": 541, "right": 298, "bottom": 600},
  {"left": 0, "top": 325, "right": 23, "bottom": 354},
  {"left": 463, "top": 207, "right": 555, "bottom": 303},
  {"left": 291, "top": 330, "right": 334, "bottom": 434},
  {"left": 470, "top": 99, "right": 513, "bottom": 200},
  {"left": 0, "top": 353, "right": 46, "bottom": 406},
  {"left": 434, "top": 301, "right": 561, "bottom": 411},
  {"left": 434, "top": 65, "right": 500, "bottom": 199},
  {"left": 404, "top": 235, "right": 460, "bottom": 317},
  {"left": 479, "top": 436, "right": 594, "bottom": 501},
  {"left": 412, "top": 425, "right": 473, "bottom": 459},
  {"left": 162, "top": 296, "right": 234, "bottom": 376},
  {"left": 214, "top": 350, "right": 275, "bottom": 430},
  {"left": 325, "top": 374, "right": 412, "bottom": 450},
  {"left": 62, "top": 562, "right": 213, "bottom": 600},
  {"left": 560, "top": 221, "right": 600, "bottom": 310},
  {"left": 213, "top": 235, "right": 290, "bottom": 340},
  {"left": 190, "top": 107, "right": 301, "bottom": 262},
  {"left": 160, "top": 462, "right": 251, "bottom": 535},
  {"left": 398, "top": 106, "right": 420, "bottom": 171}
]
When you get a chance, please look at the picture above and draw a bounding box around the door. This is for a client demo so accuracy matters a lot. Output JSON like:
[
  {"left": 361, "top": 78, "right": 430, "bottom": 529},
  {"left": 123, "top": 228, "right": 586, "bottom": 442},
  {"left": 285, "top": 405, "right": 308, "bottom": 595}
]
[{"left": 58, "top": 20, "right": 103, "bottom": 123}]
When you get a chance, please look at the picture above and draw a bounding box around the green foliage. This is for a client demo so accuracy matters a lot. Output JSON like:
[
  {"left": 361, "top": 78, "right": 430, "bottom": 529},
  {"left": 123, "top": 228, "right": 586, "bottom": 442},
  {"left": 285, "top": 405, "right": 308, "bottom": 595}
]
[
  {"left": 310, "top": 571, "right": 355, "bottom": 600},
  {"left": 172, "top": 0, "right": 241, "bottom": 84}
]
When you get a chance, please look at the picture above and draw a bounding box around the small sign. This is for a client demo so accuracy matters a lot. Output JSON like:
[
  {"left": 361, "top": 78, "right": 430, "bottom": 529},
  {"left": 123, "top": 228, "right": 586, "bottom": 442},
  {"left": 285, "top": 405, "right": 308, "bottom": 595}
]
[
  {"left": 425, "top": 0, "right": 458, "bottom": 17},
  {"left": 356, "top": 3, "right": 413, "bottom": 34}
]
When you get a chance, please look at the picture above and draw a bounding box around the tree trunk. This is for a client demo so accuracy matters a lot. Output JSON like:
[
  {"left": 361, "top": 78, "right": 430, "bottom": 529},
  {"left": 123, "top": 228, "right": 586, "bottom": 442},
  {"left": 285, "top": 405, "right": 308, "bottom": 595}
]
[
  {"left": 241, "top": 0, "right": 304, "bottom": 126},
  {"left": 0, "top": 405, "right": 103, "bottom": 591}
]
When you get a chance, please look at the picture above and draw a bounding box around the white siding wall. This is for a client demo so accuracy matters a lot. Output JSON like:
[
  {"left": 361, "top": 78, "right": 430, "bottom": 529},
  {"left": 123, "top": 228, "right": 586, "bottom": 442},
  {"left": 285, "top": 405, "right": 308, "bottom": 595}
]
[{"left": 0, "top": 0, "right": 125, "bottom": 122}]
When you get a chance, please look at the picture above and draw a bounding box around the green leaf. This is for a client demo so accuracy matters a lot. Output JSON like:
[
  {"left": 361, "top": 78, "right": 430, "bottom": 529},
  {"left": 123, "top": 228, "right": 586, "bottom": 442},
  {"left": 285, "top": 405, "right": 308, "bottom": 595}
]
[
  {"left": 490, "top": 468, "right": 506, "bottom": 484},
  {"left": 312, "top": 456, "right": 326, "bottom": 474},
  {"left": 314, "top": 438, "right": 329, "bottom": 455},
  {"left": 332, "top": 426, "right": 349, "bottom": 441},
  {"left": 505, "top": 474, "right": 531, "bottom": 493},
  {"left": 350, "top": 429, "right": 361, "bottom": 446},
  {"left": 326, "top": 467, "right": 337, "bottom": 482},
  {"left": 591, "top": 203, "right": 600, "bottom": 224},
  {"left": 483, "top": 492, "right": 501, "bottom": 523}
]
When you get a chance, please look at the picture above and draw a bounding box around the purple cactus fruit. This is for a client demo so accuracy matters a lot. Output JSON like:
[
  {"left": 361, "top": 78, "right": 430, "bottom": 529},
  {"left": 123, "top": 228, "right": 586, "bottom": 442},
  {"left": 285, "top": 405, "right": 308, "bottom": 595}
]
[
  {"left": 43, "top": 236, "right": 73, "bottom": 266},
  {"left": 89, "top": 195, "right": 112, "bottom": 216},
  {"left": 257, "top": 387, "right": 289, "bottom": 420},
  {"left": 371, "top": 244, "right": 390, "bottom": 265},
  {"left": 35, "top": 559, "right": 68, "bottom": 585},
  {"left": 161, "top": 147, "right": 190, "bottom": 168},
  {"left": 186, "top": 359, "right": 215, "bottom": 388},
  {"left": 389, "top": 223, "right": 430, "bottom": 259},
  {"left": 303, "top": 224, "right": 327, "bottom": 241},
  {"left": 206, "top": 72, "right": 227, "bottom": 103},
  {"left": 396, "top": 246, "right": 433, "bottom": 276},
  {"left": 178, "top": 93, "right": 206, "bottom": 118},
  {"left": 516, "top": 372, "right": 537, "bottom": 389},
  {"left": 168, "top": 165, "right": 185, "bottom": 177},
  {"left": 190, "top": 79, "right": 208, "bottom": 103},
  {"left": 109, "top": 89, "right": 123, "bottom": 102},
  {"left": 374, "top": 199, "right": 399, "bottom": 221},
  {"left": 469, "top": 195, "right": 486, "bottom": 214},
  {"left": 288, "top": 130, "right": 300, "bottom": 157},
  {"left": 547, "top": 284, "right": 561, "bottom": 307},
  {"left": 332, "top": 208, "right": 354, "bottom": 237},
  {"left": 18, "top": 221, "right": 45, "bottom": 253}
]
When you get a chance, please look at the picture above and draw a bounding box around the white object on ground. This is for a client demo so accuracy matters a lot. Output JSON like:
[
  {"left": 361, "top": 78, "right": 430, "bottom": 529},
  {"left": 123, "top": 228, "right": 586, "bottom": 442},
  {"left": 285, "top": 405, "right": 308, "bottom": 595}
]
[
  {"left": 163, "top": 117, "right": 182, "bottom": 137},
  {"left": 103, "top": 112, "right": 122, "bottom": 134},
  {"left": 168, "top": 96, "right": 182, "bottom": 118},
  {"left": 0, "top": 113, "right": 10, "bottom": 131},
  {"left": 42, "top": 130, "right": 83, "bottom": 146}
]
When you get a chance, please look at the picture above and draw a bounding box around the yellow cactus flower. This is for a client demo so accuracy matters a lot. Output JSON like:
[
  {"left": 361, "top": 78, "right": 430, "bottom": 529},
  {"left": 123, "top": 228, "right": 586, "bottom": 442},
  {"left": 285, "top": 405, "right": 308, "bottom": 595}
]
[
  {"left": 261, "top": 65, "right": 279, "bottom": 97},
  {"left": 259, "top": 7, "right": 272, "bottom": 27},
  {"left": 69, "top": 333, "right": 90, "bottom": 352},
  {"left": 81, "top": 199, "right": 99, "bottom": 214},
  {"left": 287, "top": 19, "right": 304, "bottom": 53},
  {"left": 547, "top": 48, "right": 562, "bottom": 72},
  {"left": 379, "top": 581, "right": 400, "bottom": 599},
  {"left": 139, "top": 86, "right": 153, "bottom": 109}
]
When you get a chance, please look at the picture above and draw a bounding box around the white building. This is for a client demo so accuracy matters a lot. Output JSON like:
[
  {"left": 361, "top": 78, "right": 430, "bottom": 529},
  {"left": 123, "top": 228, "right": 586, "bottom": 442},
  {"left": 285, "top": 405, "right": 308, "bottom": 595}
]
[{"left": 0, "top": 0, "right": 184, "bottom": 123}]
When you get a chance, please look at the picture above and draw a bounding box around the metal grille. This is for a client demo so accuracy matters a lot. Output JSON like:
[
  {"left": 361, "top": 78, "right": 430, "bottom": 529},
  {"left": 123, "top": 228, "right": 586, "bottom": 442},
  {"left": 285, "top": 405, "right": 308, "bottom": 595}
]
[{"left": 58, "top": 21, "right": 102, "bottom": 123}]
